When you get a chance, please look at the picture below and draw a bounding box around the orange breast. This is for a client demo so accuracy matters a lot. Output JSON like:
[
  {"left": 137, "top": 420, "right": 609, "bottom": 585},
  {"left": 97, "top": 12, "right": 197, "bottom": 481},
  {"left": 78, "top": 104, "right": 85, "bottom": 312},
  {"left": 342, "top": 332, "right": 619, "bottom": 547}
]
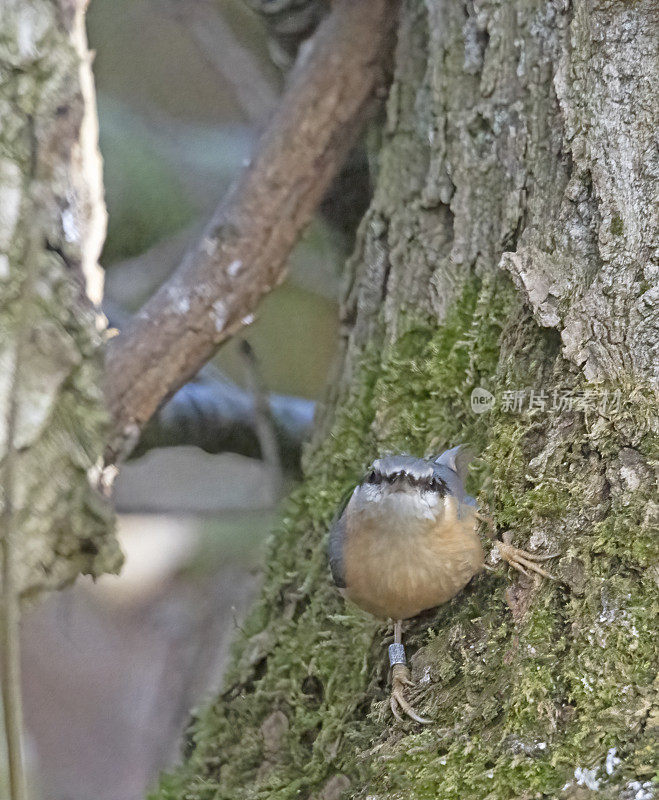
[{"left": 342, "top": 509, "right": 483, "bottom": 620}]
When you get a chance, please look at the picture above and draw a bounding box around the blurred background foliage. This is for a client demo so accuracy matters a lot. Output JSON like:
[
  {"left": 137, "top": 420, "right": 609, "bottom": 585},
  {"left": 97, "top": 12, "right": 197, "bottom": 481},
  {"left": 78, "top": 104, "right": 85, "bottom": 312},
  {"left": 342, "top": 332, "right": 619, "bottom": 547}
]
[{"left": 20, "top": 2, "right": 348, "bottom": 798}]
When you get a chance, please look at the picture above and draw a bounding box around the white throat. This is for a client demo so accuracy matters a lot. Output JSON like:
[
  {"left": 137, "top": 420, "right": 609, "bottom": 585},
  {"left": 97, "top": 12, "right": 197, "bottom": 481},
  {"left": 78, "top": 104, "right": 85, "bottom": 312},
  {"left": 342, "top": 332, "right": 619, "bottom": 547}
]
[{"left": 350, "top": 485, "right": 441, "bottom": 529}]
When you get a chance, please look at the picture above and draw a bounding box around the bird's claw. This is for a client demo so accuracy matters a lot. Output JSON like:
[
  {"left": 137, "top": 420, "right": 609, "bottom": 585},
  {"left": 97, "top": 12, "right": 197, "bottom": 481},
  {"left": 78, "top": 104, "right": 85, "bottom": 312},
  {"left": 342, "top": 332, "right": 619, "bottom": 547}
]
[
  {"left": 390, "top": 663, "right": 431, "bottom": 724},
  {"left": 494, "top": 538, "right": 558, "bottom": 581}
]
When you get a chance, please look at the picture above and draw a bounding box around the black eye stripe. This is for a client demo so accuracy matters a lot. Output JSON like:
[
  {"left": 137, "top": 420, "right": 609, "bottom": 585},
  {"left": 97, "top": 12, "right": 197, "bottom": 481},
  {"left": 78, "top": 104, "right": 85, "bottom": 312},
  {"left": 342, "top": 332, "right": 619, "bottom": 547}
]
[
  {"left": 428, "top": 476, "right": 448, "bottom": 494},
  {"left": 364, "top": 468, "right": 448, "bottom": 494}
]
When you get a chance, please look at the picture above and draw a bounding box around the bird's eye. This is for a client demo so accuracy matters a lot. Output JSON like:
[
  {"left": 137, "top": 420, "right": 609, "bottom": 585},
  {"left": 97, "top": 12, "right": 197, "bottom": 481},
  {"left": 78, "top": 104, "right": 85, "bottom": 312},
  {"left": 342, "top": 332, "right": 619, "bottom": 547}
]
[
  {"left": 366, "top": 470, "right": 381, "bottom": 484},
  {"left": 429, "top": 477, "right": 446, "bottom": 493}
]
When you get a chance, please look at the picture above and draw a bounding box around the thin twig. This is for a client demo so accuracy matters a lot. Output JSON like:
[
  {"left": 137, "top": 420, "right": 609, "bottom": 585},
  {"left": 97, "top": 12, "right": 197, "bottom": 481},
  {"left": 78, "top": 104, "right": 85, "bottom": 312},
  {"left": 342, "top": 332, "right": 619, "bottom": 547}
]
[
  {"left": 104, "top": 0, "right": 399, "bottom": 462},
  {"left": 0, "top": 232, "right": 38, "bottom": 800},
  {"left": 239, "top": 340, "right": 284, "bottom": 499},
  {"left": 163, "top": 0, "right": 279, "bottom": 124},
  {"left": 0, "top": 404, "right": 28, "bottom": 800}
]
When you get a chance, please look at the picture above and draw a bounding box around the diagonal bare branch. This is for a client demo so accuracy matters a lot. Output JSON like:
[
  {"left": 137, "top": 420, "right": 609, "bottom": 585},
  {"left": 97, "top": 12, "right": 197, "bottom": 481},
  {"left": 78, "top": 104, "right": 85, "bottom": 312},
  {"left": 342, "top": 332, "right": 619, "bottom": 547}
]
[{"left": 104, "top": 0, "right": 399, "bottom": 461}]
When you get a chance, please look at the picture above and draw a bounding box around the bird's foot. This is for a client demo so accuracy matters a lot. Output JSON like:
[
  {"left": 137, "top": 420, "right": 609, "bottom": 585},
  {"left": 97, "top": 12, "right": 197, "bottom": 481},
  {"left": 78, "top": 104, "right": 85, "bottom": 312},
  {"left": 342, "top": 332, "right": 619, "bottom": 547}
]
[
  {"left": 493, "top": 531, "right": 558, "bottom": 581},
  {"left": 389, "top": 663, "right": 431, "bottom": 724}
]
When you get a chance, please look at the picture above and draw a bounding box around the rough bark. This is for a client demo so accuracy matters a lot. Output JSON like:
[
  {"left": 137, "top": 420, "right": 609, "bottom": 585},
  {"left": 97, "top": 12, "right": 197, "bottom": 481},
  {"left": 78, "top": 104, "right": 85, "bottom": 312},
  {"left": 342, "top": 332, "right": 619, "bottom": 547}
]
[
  {"left": 0, "top": 0, "right": 121, "bottom": 596},
  {"left": 153, "top": 1, "right": 657, "bottom": 799}
]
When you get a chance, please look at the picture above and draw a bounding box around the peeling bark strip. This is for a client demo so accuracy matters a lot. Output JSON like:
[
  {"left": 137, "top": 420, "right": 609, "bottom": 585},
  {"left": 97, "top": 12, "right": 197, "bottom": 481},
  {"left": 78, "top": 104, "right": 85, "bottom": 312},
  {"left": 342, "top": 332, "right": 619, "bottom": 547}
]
[
  {"left": 105, "top": 0, "right": 400, "bottom": 455},
  {"left": 0, "top": 0, "right": 121, "bottom": 596}
]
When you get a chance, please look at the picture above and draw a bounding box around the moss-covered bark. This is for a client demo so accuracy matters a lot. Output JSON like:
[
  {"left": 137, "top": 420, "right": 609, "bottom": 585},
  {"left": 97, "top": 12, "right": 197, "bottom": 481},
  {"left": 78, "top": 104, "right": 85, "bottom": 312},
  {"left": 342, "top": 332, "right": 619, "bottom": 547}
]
[
  {"left": 154, "top": 1, "right": 657, "bottom": 797},
  {"left": 0, "top": 0, "right": 121, "bottom": 596}
]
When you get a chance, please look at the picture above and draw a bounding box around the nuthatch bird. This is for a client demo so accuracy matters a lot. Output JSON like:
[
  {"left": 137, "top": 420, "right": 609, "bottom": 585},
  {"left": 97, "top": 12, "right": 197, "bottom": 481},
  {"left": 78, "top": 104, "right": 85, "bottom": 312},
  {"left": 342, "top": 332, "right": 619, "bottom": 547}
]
[{"left": 329, "top": 445, "right": 557, "bottom": 723}]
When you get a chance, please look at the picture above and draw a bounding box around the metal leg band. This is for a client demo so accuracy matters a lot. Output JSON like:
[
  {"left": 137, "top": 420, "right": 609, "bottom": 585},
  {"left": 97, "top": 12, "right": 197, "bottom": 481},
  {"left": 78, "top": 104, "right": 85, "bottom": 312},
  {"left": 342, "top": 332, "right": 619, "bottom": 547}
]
[{"left": 388, "top": 642, "right": 406, "bottom": 667}]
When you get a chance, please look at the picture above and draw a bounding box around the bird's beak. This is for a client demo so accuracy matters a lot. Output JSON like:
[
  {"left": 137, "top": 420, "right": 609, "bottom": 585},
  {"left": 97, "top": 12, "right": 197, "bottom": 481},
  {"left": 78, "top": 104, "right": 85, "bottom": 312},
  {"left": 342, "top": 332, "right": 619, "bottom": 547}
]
[{"left": 388, "top": 475, "right": 408, "bottom": 493}]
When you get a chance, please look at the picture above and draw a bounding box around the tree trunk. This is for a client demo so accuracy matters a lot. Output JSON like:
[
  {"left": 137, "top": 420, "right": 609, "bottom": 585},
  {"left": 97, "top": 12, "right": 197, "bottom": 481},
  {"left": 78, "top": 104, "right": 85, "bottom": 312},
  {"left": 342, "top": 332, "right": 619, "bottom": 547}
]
[
  {"left": 0, "top": 0, "right": 122, "bottom": 597},
  {"left": 153, "top": 1, "right": 657, "bottom": 798}
]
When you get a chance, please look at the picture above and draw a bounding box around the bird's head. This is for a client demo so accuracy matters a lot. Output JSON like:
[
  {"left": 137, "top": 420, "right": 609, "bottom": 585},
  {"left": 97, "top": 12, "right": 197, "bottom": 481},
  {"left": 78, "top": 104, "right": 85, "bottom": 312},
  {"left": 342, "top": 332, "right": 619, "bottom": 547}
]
[
  {"left": 359, "top": 455, "right": 446, "bottom": 496},
  {"left": 348, "top": 446, "right": 473, "bottom": 523}
]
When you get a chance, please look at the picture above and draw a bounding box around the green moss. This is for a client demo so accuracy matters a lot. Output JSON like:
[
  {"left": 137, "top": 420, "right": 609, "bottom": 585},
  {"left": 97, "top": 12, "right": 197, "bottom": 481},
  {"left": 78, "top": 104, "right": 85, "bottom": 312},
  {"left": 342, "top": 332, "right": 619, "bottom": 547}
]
[
  {"left": 151, "top": 275, "right": 658, "bottom": 800},
  {"left": 351, "top": 321, "right": 657, "bottom": 799},
  {"left": 610, "top": 216, "right": 624, "bottom": 236}
]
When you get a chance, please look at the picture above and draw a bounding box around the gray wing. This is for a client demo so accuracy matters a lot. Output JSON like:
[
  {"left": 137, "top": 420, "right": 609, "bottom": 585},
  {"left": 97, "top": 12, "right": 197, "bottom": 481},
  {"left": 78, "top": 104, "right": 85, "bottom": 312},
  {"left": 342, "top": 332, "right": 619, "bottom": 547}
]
[
  {"left": 432, "top": 445, "right": 474, "bottom": 483},
  {"left": 328, "top": 507, "right": 348, "bottom": 588}
]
